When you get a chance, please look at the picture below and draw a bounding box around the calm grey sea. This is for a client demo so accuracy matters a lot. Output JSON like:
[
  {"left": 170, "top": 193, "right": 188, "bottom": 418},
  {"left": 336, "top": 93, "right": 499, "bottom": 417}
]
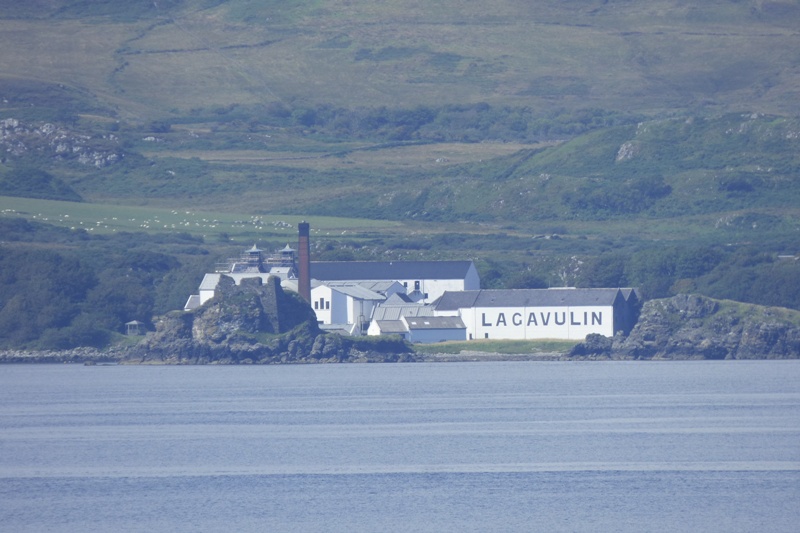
[{"left": 1, "top": 361, "right": 799, "bottom": 532}]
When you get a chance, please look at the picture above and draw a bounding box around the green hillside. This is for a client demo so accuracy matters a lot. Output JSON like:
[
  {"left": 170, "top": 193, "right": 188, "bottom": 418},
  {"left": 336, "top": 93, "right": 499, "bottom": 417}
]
[
  {"left": 0, "top": 0, "right": 798, "bottom": 350},
  {"left": 1, "top": 0, "right": 799, "bottom": 119}
]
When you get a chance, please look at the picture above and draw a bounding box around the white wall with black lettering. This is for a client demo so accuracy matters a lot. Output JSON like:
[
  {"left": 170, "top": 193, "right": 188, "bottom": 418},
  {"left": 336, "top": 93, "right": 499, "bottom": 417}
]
[{"left": 460, "top": 305, "right": 613, "bottom": 340}]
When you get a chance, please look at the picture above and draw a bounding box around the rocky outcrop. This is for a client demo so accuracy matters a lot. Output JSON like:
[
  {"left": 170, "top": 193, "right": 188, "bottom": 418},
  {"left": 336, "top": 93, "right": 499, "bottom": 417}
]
[
  {"left": 0, "top": 347, "right": 126, "bottom": 364},
  {"left": 125, "top": 275, "right": 414, "bottom": 364},
  {"left": 1, "top": 117, "right": 121, "bottom": 167},
  {"left": 607, "top": 294, "right": 800, "bottom": 359},
  {"left": 569, "top": 333, "right": 614, "bottom": 357}
]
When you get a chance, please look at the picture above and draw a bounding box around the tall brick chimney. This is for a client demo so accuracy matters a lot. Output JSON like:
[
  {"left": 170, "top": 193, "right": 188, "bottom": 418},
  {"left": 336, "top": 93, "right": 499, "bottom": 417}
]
[{"left": 298, "top": 221, "right": 311, "bottom": 303}]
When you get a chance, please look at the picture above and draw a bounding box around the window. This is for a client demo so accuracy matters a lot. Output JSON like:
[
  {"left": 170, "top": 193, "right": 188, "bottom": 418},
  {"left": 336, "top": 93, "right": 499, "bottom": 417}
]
[
  {"left": 314, "top": 301, "right": 319, "bottom": 310},
  {"left": 414, "top": 281, "right": 420, "bottom": 291},
  {"left": 325, "top": 301, "right": 330, "bottom": 310}
]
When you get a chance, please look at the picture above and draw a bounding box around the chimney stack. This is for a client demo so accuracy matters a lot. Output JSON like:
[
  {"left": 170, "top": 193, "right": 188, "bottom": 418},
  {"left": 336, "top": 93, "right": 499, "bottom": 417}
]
[{"left": 298, "top": 221, "right": 311, "bottom": 303}]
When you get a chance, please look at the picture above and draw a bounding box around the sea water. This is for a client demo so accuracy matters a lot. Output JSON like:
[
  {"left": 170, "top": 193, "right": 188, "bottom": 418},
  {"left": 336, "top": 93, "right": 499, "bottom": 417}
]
[{"left": 1, "top": 361, "right": 798, "bottom": 532}]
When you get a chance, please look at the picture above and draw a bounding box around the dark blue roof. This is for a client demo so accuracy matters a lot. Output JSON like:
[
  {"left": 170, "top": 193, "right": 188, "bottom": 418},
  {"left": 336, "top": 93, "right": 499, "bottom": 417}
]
[{"left": 311, "top": 261, "right": 474, "bottom": 281}]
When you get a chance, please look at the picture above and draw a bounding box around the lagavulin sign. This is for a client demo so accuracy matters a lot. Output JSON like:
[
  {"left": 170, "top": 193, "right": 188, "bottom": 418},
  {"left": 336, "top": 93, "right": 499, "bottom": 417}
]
[{"left": 462, "top": 305, "right": 613, "bottom": 340}]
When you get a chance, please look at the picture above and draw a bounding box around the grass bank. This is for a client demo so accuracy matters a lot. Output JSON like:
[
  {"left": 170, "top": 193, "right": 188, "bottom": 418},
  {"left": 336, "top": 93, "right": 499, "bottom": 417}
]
[{"left": 413, "top": 339, "right": 577, "bottom": 357}]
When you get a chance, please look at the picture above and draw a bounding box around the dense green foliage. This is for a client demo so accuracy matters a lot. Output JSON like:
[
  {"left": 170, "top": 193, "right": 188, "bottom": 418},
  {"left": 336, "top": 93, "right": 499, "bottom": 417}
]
[
  {"left": 195, "top": 102, "right": 639, "bottom": 143},
  {"left": 0, "top": 166, "right": 83, "bottom": 202},
  {"left": 577, "top": 245, "right": 800, "bottom": 310},
  {"left": 0, "top": 218, "right": 212, "bottom": 350}
]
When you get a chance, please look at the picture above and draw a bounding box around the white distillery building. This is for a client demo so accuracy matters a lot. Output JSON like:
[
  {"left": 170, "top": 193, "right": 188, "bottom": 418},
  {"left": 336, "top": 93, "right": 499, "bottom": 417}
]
[
  {"left": 282, "top": 279, "right": 405, "bottom": 335},
  {"left": 187, "top": 247, "right": 480, "bottom": 313},
  {"left": 311, "top": 260, "right": 480, "bottom": 304},
  {"left": 368, "top": 294, "right": 432, "bottom": 339},
  {"left": 434, "top": 288, "right": 639, "bottom": 341},
  {"left": 183, "top": 240, "right": 641, "bottom": 344},
  {"left": 367, "top": 296, "right": 467, "bottom": 343},
  {"left": 185, "top": 244, "right": 297, "bottom": 310}
]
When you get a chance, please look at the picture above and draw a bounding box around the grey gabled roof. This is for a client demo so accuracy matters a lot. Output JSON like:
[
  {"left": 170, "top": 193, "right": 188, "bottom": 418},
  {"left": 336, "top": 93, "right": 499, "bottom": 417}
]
[
  {"left": 328, "top": 283, "right": 385, "bottom": 301},
  {"left": 384, "top": 292, "right": 414, "bottom": 304},
  {"left": 319, "top": 323, "right": 357, "bottom": 335},
  {"left": 404, "top": 316, "right": 466, "bottom": 330},
  {"left": 372, "top": 303, "right": 435, "bottom": 321},
  {"left": 374, "top": 320, "right": 409, "bottom": 334},
  {"left": 184, "top": 295, "right": 201, "bottom": 310},
  {"left": 311, "top": 260, "right": 474, "bottom": 281},
  {"left": 436, "top": 288, "right": 624, "bottom": 310},
  {"left": 620, "top": 287, "right": 641, "bottom": 302},
  {"left": 434, "top": 291, "right": 481, "bottom": 311},
  {"left": 325, "top": 280, "right": 400, "bottom": 295},
  {"left": 199, "top": 273, "right": 222, "bottom": 291}
]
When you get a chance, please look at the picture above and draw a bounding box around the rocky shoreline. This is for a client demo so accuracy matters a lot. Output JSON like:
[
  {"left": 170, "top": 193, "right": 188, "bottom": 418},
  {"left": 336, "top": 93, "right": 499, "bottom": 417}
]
[
  {"left": 0, "top": 347, "right": 127, "bottom": 364},
  {"left": 571, "top": 294, "right": 800, "bottom": 360},
  {"left": 2, "top": 294, "right": 799, "bottom": 364}
]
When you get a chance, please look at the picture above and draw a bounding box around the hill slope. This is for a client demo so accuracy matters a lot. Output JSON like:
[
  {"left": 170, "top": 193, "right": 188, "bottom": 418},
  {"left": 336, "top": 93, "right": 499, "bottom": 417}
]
[{"left": 1, "top": 0, "right": 799, "bottom": 121}]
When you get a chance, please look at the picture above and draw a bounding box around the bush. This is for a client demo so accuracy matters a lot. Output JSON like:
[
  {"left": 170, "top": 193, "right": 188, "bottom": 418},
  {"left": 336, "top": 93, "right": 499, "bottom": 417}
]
[
  {"left": 38, "top": 323, "right": 111, "bottom": 350},
  {"left": 0, "top": 166, "right": 83, "bottom": 202}
]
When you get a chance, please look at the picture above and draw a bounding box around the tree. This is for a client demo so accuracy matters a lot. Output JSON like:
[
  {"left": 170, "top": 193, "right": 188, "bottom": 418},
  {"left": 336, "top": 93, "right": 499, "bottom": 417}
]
[
  {"left": 578, "top": 254, "right": 628, "bottom": 288},
  {"left": 507, "top": 271, "right": 548, "bottom": 289}
]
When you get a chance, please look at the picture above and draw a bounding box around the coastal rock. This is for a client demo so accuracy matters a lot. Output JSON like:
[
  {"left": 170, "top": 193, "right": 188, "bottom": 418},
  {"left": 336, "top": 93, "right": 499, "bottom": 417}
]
[
  {"left": 610, "top": 294, "right": 800, "bottom": 359},
  {"left": 0, "top": 346, "right": 126, "bottom": 364},
  {"left": 568, "top": 333, "right": 613, "bottom": 357},
  {"left": 125, "top": 275, "right": 412, "bottom": 364}
]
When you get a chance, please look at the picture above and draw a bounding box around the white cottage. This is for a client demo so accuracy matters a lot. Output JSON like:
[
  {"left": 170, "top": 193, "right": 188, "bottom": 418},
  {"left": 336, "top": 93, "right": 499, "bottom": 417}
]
[
  {"left": 310, "top": 281, "right": 386, "bottom": 333},
  {"left": 402, "top": 315, "right": 467, "bottom": 344}
]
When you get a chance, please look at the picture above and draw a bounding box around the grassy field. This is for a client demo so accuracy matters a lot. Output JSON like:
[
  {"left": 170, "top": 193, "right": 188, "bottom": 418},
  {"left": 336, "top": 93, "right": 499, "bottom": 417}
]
[
  {"left": 140, "top": 141, "right": 543, "bottom": 171},
  {"left": 412, "top": 339, "right": 578, "bottom": 355},
  {"left": 0, "top": 195, "right": 399, "bottom": 240},
  {"left": 0, "top": 192, "right": 745, "bottom": 254}
]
